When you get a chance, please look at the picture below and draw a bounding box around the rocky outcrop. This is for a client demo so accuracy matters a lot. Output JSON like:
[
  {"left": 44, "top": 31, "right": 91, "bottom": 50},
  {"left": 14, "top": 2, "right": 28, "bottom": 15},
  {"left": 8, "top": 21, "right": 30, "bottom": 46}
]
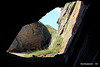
[
  {"left": 8, "top": 22, "right": 51, "bottom": 52},
  {"left": 49, "top": 1, "right": 87, "bottom": 53},
  {"left": 1, "top": 0, "right": 100, "bottom": 67},
  {"left": 52, "top": 1, "right": 99, "bottom": 67},
  {"left": 64, "top": 1, "right": 100, "bottom": 67},
  {"left": 48, "top": 1, "right": 99, "bottom": 67},
  {"left": 60, "top": 1, "right": 87, "bottom": 53}
]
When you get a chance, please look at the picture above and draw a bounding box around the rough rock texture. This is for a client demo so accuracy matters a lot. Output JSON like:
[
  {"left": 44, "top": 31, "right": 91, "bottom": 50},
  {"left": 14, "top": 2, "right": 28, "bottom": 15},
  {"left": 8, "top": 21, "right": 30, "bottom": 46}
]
[
  {"left": 64, "top": 1, "right": 100, "bottom": 67},
  {"left": 49, "top": 1, "right": 87, "bottom": 53},
  {"left": 60, "top": 1, "right": 87, "bottom": 53},
  {"left": 0, "top": 0, "right": 100, "bottom": 67},
  {"left": 49, "top": 2, "right": 77, "bottom": 49},
  {"left": 49, "top": 1, "right": 100, "bottom": 67},
  {"left": 8, "top": 22, "right": 51, "bottom": 52}
]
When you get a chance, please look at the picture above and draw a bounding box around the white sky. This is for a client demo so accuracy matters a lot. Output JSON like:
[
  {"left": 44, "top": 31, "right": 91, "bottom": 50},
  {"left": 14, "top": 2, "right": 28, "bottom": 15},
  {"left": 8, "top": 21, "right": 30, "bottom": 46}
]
[{"left": 55, "top": 7, "right": 61, "bottom": 13}]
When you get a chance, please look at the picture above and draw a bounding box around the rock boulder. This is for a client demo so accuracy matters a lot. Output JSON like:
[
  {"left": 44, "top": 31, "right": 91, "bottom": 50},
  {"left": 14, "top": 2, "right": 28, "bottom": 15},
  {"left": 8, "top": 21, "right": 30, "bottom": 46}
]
[{"left": 8, "top": 22, "right": 51, "bottom": 52}]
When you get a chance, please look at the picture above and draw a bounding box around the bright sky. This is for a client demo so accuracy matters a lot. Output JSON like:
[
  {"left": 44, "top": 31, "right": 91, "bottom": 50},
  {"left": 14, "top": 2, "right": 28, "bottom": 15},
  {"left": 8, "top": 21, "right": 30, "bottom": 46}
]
[{"left": 39, "top": 7, "right": 61, "bottom": 30}]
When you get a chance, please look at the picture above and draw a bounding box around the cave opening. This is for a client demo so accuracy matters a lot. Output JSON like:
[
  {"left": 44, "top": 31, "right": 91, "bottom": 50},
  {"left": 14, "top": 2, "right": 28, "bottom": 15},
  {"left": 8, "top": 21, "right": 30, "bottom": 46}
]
[
  {"left": 7, "top": 7, "right": 62, "bottom": 58},
  {"left": 6, "top": 1, "right": 83, "bottom": 58},
  {"left": 1, "top": 0, "right": 99, "bottom": 67},
  {"left": 6, "top": 1, "right": 85, "bottom": 61}
]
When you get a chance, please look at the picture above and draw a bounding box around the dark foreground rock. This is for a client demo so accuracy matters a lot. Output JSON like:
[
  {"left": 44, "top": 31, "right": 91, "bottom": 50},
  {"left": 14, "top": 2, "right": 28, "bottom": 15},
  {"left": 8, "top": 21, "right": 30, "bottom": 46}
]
[
  {"left": 8, "top": 22, "right": 51, "bottom": 52},
  {"left": 0, "top": 0, "right": 100, "bottom": 67}
]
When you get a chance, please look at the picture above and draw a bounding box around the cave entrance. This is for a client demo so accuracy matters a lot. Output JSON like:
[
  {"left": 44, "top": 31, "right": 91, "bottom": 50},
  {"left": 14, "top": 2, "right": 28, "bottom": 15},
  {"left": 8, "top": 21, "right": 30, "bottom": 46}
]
[{"left": 7, "top": 7, "right": 61, "bottom": 58}]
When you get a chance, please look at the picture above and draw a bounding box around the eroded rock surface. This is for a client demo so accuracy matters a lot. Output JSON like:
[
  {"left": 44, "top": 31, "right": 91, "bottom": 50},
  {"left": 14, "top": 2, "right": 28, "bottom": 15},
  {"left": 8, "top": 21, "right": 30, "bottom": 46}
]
[
  {"left": 8, "top": 22, "right": 51, "bottom": 52},
  {"left": 49, "top": 1, "right": 87, "bottom": 54}
]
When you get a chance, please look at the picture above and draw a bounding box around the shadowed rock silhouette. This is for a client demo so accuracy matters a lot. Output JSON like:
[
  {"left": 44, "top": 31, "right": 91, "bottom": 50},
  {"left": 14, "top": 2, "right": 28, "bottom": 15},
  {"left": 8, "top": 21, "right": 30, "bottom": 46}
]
[
  {"left": 8, "top": 22, "right": 51, "bottom": 52},
  {"left": 0, "top": 0, "right": 100, "bottom": 67}
]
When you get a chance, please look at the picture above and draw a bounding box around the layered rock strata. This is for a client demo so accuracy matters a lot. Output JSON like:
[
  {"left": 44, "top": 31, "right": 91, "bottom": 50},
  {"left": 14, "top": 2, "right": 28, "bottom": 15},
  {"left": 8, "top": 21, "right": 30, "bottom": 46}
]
[{"left": 49, "top": 1, "right": 87, "bottom": 54}]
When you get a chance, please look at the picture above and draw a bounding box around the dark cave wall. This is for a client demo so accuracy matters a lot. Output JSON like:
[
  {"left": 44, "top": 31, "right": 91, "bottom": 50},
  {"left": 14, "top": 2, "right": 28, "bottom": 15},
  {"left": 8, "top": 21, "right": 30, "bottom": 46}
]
[
  {"left": 0, "top": 0, "right": 100, "bottom": 67},
  {"left": 1, "top": 0, "right": 78, "bottom": 54},
  {"left": 64, "top": 1, "right": 100, "bottom": 67},
  {"left": 0, "top": 0, "right": 91, "bottom": 54}
]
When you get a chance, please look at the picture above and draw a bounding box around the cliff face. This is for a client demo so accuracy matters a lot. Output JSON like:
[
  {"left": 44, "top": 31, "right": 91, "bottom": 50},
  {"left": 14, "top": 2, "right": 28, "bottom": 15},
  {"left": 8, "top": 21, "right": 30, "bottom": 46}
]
[
  {"left": 1, "top": 0, "right": 100, "bottom": 67},
  {"left": 54, "top": 1, "right": 99, "bottom": 67},
  {"left": 64, "top": 2, "right": 100, "bottom": 67},
  {"left": 8, "top": 22, "right": 51, "bottom": 52},
  {"left": 49, "top": 1, "right": 87, "bottom": 54}
]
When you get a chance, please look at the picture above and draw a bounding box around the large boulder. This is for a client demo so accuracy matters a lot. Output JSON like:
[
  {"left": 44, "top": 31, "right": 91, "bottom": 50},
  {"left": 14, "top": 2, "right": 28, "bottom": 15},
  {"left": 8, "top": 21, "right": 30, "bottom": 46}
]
[{"left": 8, "top": 22, "right": 51, "bottom": 52}]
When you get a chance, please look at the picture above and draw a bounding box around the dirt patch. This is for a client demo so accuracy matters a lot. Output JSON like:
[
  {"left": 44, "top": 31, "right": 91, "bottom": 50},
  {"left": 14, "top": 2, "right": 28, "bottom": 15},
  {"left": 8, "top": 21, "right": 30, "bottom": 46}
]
[{"left": 11, "top": 52, "right": 27, "bottom": 57}]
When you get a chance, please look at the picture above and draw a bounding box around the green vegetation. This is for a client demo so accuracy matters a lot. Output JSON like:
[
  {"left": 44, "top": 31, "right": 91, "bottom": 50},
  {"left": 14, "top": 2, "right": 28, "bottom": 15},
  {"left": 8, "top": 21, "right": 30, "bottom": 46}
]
[
  {"left": 8, "top": 1, "right": 78, "bottom": 58},
  {"left": 25, "top": 2, "right": 76, "bottom": 58},
  {"left": 24, "top": 49, "right": 55, "bottom": 57},
  {"left": 24, "top": 46, "right": 62, "bottom": 57},
  {"left": 45, "top": 25, "right": 56, "bottom": 37},
  {"left": 45, "top": 25, "right": 57, "bottom": 44},
  {"left": 53, "top": 35, "right": 62, "bottom": 48},
  {"left": 23, "top": 22, "right": 62, "bottom": 58},
  {"left": 38, "top": 21, "right": 56, "bottom": 39},
  {"left": 24, "top": 35, "right": 63, "bottom": 57}
]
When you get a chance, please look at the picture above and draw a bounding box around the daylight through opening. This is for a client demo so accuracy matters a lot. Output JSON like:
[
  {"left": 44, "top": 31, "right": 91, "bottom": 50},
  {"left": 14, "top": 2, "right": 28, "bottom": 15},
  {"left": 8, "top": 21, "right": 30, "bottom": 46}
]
[
  {"left": 7, "top": 1, "right": 83, "bottom": 58},
  {"left": 7, "top": 7, "right": 61, "bottom": 58}
]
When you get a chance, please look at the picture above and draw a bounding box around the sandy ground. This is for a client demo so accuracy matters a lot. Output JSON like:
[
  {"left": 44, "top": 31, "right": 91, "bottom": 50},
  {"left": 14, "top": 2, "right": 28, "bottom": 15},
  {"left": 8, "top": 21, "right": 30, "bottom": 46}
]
[{"left": 11, "top": 52, "right": 27, "bottom": 57}]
